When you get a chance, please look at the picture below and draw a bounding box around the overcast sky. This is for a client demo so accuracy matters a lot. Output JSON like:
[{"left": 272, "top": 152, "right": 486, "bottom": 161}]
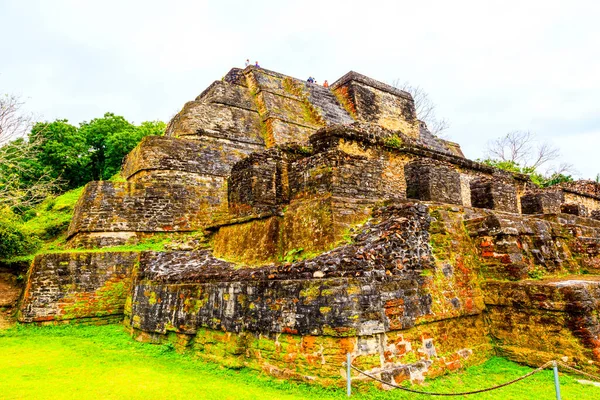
[{"left": 1, "top": 0, "right": 598, "bottom": 178}]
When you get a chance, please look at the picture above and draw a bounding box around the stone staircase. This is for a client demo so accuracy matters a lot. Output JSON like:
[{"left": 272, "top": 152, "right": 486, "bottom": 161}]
[{"left": 306, "top": 83, "right": 355, "bottom": 126}]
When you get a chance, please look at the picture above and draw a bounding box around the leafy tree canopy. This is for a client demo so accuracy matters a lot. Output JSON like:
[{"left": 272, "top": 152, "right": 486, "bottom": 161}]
[{"left": 0, "top": 111, "right": 165, "bottom": 206}]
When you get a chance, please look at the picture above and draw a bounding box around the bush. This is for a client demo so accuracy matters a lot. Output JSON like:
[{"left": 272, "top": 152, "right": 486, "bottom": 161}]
[{"left": 0, "top": 218, "right": 41, "bottom": 258}]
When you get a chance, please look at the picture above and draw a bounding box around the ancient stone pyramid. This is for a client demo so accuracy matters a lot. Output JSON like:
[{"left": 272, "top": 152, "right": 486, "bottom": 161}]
[{"left": 19, "top": 66, "right": 600, "bottom": 386}]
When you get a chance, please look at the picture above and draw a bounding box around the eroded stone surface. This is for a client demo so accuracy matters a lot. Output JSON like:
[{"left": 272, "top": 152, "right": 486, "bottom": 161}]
[
  {"left": 19, "top": 252, "right": 137, "bottom": 323},
  {"left": 18, "top": 67, "right": 600, "bottom": 386}
]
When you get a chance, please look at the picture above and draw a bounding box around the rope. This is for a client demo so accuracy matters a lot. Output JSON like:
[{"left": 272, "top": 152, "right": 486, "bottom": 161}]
[
  {"left": 348, "top": 361, "right": 554, "bottom": 396},
  {"left": 557, "top": 361, "right": 600, "bottom": 382}
]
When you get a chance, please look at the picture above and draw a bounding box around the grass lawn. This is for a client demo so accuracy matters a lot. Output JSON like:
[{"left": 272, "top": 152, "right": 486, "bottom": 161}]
[{"left": 1, "top": 324, "right": 600, "bottom": 400}]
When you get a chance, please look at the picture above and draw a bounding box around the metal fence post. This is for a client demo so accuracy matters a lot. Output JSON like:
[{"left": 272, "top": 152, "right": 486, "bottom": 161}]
[
  {"left": 553, "top": 361, "right": 562, "bottom": 400},
  {"left": 347, "top": 352, "right": 352, "bottom": 397}
]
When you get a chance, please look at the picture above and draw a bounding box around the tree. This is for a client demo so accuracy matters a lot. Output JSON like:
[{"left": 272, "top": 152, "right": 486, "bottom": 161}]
[
  {"left": 392, "top": 81, "right": 450, "bottom": 136},
  {"left": 1, "top": 103, "right": 166, "bottom": 208},
  {"left": 79, "top": 114, "right": 165, "bottom": 180},
  {"left": 79, "top": 113, "right": 136, "bottom": 181},
  {"left": 29, "top": 120, "right": 90, "bottom": 190},
  {"left": 485, "top": 131, "right": 562, "bottom": 171},
  {"left": 0, "top": 95, "right": 60, "bottom": 209},
  {"left": 103, "top": 120, "right": 166, "bottom": 178},
  {"left": 484, "top": 130, "right": 573, "bottom": 187},
  {"left": 0, "top": 94, "right": 32, "bottom": 146}
]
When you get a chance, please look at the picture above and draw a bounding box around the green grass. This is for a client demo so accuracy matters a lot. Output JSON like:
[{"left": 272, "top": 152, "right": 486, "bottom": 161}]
[
  {"left": 1, "top": 324, "right": 600, "bottom": 400},
  {"left": 1, "top": 185, "right": 208, "bottom": 263},
  {"left": 24, "top": 187, "right": 84, "bottom": 240},
  {"left": 1, "top": 187, "right": 84, "bottom": 263}
]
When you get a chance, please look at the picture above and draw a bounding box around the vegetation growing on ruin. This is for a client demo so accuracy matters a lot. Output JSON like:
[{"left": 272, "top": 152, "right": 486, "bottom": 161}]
[
  {"left": 0, "top": 184, "right": 207, "bottom": 264},
  {"left": 0, "top": 187, "right": 83, "bottom": 261},
  {"left": 332, "top": 86, "right": 357, "bottom": 119},
  {"left": 481, "top": 159, "right": 573, "bottom": 188},
  {"left": 1, "top": 323, "right": 600, "bottom": 400},
  {"left": 384, "top": 135, "right": 404, "bottom": 149}
]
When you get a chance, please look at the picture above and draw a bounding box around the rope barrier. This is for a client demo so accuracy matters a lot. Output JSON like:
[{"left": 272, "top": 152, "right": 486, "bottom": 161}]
[
  {"left": 348, "top": 361, "right": 554, "bottom": 396},
  {"left": 557, "top": 362, "right": 600, "bottom": 382}
]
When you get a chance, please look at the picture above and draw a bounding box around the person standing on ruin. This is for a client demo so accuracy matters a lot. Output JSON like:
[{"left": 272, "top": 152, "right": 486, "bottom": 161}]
[
  {"left": 323, "top": 80, "right": 329, "bottom": 88},
  {"left": 245, "top": 59, "right": 250, "bottom": 67},
  {"left": 255, "top": 61, "right": 260, "bottom": 68}
]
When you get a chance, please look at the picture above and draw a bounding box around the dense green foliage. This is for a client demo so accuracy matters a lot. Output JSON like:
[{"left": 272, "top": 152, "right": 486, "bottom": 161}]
[
  {"left": 28, "top": 113, "right": 165, "bottom": 189},
  {"left": 0, "top": 213, "right": 41, "bottom": 258},
  {"left": 480, "top": 159, "right": 574, "bottom": 188},
  {"left": 0, "top": 113, "right": 165, "bottom": 205},
  {"left": 0, "top": 112, "right": 164, "bottom": 256},
  {"left": 1, "top": 324, "right": 599, "bottom": 399},
  {"left": 0, "top": 187, "right": 83, "bottom": 259}
]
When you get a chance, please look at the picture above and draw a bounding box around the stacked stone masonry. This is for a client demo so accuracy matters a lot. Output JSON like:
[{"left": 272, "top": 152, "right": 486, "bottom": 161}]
[{"left": 18, "top": 67, "right": 600, "bottom": 388}]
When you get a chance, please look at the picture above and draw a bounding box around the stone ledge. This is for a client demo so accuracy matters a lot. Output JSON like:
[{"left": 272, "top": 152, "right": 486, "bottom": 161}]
[{"left": 331, "top": 71, "right": 412, "bottom": 101}]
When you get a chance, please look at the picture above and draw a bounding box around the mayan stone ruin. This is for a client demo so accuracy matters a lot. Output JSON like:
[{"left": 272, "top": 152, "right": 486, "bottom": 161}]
[{"left": 16, "top": 66, "right": 600, "bottom": 387}]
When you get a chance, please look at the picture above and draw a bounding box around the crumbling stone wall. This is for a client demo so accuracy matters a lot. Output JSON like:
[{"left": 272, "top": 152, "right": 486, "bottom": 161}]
[
  {"left": 485, "top": 278, "right": 600, "bottom": 369},
  {"left": 470, "top": 174, "right": 518, "bottom": 213},
  {"left": 405, "top": 160, "right": 462, "bottom": 205},
  {"left": 127, "top": 203, "right": 490, "bottom": 384},
  {"left": 20, "top": 251, "right": 137, "bottom": 323},
  {"left": 68, "top": 181, "right": 228, "bottom": 240}
]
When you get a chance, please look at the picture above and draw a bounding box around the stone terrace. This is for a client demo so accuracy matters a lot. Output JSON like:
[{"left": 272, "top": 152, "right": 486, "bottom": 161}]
[{"left": 18, "top": 67, "right": 600, "bottom": 388}]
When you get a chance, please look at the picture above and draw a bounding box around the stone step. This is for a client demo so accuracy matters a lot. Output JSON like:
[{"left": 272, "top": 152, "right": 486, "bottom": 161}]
[{"left": 307, "top": 84, "right": 355, "bottom": 125}]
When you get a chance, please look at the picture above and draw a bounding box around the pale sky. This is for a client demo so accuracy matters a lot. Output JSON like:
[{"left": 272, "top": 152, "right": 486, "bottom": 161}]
[{"left": 1, "top": 0, "right": 598, "bottom": 179}]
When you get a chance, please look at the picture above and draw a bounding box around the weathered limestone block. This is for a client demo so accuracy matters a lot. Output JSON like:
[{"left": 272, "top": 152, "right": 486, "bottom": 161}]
[
  {"left": 223, "top": 68, "right": 247, "bottom": 87},
  {"left": 166, "top": 101, "right": 264, "bottom": 145},
  {"left": 405, "top": 160, "right": 462, "bottom": 205},
  {"left": 67, "top": 180, "right": 228, "bottom": 238},
  {"left": 289, "top": 149, "right": 386, "bottom": 201},
  {"left": 427, "top": 206, "right": 487, "bottom": 320},
  {"left": 261, "top": 118, "right": 315, "bottom": 147},
  {"left": 257, "top": 90, "right": 320, "bottom": 129},
  {"left": 19, "top": 251, "right": 138, "bottom": 323},
  {"left": 562, "top": 185, "right": 600, "bottom": 214},
  {"left": 123, "top": 136, "right": 260, "bottom": 180},
  {"left": 520, "top": 190, "right": 563, "bottom": 214},
  {"left": 465, "top": 210, "right": 600, "bottom": 280},
  {"left": 470, "top": 175, "right": 518, "bottom": 213},
  {"left": 212, "top": 217, "right": 282, "bottom": 265},
  {"left": 484, "top": 278, "right": 600, "bottom": 371},
  {"left": 214, "top": 195, "right": 376, "bottom": 266},
  {"left": 331, "top": 71, "right": 419, "bottom": 138},
  {"left": 68, "top": 231, "right": 138, "bottom": 249},
  {"left": 561, "top": 180, "right": 600, "bottom": 198},
  {"left": 196, "top": 80, "right": 257, "bottom": 111},
  {"left": 227, "top": 147, "right": 305, "bottom": 215},
  {"left": 592, "top": 210, "right": 600, "bottom": 221}
]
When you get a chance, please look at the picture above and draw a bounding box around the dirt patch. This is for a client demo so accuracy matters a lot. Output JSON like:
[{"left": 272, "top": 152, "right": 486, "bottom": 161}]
[
  {"left": 0, "top": 272, "right": 22, "bottom": 329},
  {"left": 0, "top": 273, "right": 21, "bottom": 307}
]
